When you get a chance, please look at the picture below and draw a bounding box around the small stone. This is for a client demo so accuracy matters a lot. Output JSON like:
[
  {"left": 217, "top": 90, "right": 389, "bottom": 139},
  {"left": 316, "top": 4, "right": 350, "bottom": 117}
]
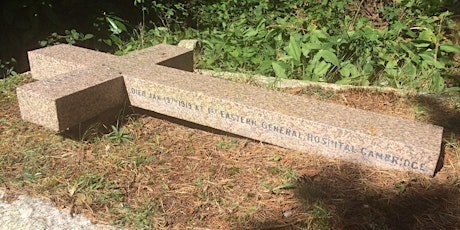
[{"left": 283, "top": 210, "right": 292, "bottom": 218}]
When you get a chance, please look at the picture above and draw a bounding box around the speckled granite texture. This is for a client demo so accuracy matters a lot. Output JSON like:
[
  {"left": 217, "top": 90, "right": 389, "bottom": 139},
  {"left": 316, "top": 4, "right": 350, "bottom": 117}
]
[
  {"left": 17, "top": 44, "right": 443, "bottom": 176},
  {"left": 17, "top": 44, "right": 193, "bottom": 130}
]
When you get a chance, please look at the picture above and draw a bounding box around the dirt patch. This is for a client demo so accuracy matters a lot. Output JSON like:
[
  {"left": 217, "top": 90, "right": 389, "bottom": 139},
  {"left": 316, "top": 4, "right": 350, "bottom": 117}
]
[{"left": 1, "top": 74, "right": 459, "bottom": 229}]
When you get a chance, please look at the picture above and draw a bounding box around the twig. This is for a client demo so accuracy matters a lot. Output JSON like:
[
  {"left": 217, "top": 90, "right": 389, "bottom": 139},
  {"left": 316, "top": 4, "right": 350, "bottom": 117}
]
[
  {"left": 266, "top": 24, "right": 309, "bottom": 33},
  {"left": 434, "top": 16, "right": 444, "bottom": 64}
]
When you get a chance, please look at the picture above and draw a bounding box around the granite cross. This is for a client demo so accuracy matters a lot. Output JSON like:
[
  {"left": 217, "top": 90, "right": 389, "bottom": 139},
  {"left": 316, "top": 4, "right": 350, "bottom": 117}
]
[{"left": 17, "top": 43, "right": 444, "bottom": 176}]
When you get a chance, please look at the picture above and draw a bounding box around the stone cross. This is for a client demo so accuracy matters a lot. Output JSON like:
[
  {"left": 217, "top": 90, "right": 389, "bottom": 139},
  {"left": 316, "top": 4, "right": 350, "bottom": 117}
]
[{"left": 17, "top": 43, "right": 444, "bottom": 176}]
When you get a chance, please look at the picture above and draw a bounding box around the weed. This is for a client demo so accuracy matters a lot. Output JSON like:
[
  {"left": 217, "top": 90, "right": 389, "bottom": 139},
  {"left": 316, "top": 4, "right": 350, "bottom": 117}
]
[
  {"left": 113, "top": 202, "right": 160, "bottom": 229},
  {"left": 0, "top": 72, "right": 27, "bottom": 92},
  {"left": 134, "top": 152, "right": 155, "bottom": 167},
  {"left": 107, "top": 125, "right": 132, "bottom": 144},
  {"left": 273, "top": 183, "right": 296, "bottom": 192},
  {"left": 152, "top": 131, "right": 164, "bottom": 145},
  {"left": 78, "top": 123, "right": 103, "bottom": 143},
  {"left": 269, "top": 166, "right": 298, "bottom": 181},
  {"left": 216, "top": 139, "right": 238, "bottom": 150},
  {"left": 194, "top": 177, "right": 203, "bottom": 186},
  {"left": 260, "top": 182, "right": 272, "bottom": 190},
  {"left": 301, "top": 86, "right": 336, "bottom": 99},
  {"left": 16, "top": 147, "right": 50, "bottom": 184},
  {"left": 271, "top": 155, "right": 281, "bottom": 162},
  {"left": 0, "top": 58, "right": 17, "bottom": 79},
  {"left": 394, "top": 182, "right": 407, "bottom": 193},
  {"left": 307, "top": 204, "right": 333, "bottom": 229},
  {"left": 413, "top": 105, "right": 430, "bottom": 121},
  {"left": 132, "top": 203, "right": 156, "bottom": 229},
  {"left": 39, "top": 29, "right": 94, "bottom": 47},
  {"left": 228, "top": 166, "right": 240, "bottom": 177}
]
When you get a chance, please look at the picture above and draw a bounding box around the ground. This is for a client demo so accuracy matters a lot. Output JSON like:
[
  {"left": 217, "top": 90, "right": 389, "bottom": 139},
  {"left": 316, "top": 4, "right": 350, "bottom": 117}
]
[{"left": 0, "top": 73, "right": 459, "bottom": 229}]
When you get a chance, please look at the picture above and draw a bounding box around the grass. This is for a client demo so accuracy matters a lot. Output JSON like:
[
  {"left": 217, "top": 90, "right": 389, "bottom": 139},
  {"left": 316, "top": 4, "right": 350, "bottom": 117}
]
[{"left": 1, "top": 73, "right": 460, "bottom": 229}]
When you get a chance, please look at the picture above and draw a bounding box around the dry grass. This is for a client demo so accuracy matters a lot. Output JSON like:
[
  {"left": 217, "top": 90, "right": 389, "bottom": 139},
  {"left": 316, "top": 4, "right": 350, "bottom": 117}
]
[{"left": 1, "top": 73, "right": 459, "bottom": 229}]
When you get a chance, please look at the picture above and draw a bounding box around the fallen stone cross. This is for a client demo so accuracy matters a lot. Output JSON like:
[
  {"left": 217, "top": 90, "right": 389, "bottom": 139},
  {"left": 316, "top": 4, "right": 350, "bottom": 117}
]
[{"left": 17, "top": 43, "right": 444, "bottom": 176}]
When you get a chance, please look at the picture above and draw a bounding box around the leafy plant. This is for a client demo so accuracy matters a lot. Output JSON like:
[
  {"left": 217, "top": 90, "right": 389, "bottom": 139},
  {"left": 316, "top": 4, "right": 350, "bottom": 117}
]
[
  {"left": 216, "top": 139, "right": 238, "bottom": 150},
  {"left": 0, "top": 58, "right": 17, "bottom": 78},
  {"left": 3, "top": 0, "right": 460, "bottom": 94},
  {"left": 39, "top": 29, "right": 94, "bottom": 47},
  {"left": 188, "top": 0, "right": 460, "bottom": 93},
  {"left": 107, "top": 125, "right": 132, "bottom": 144},
  {"left": 100, "top": 13, "right": 128, "bottom": 49}
]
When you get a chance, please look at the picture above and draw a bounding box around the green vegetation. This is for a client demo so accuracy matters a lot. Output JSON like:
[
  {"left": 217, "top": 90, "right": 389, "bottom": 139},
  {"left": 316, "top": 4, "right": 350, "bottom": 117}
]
[
  {"left": 121, "top": 0, "right": 460, "bottom": 93},
  {"left": 2, "top": 0, "right": 460, "bottom": 93}
]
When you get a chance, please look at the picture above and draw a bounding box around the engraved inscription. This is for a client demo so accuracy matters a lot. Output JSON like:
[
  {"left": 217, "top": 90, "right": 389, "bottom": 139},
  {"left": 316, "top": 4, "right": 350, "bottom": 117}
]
[{"left": 129, "top": 87, "right": 429, "bottom": 173}]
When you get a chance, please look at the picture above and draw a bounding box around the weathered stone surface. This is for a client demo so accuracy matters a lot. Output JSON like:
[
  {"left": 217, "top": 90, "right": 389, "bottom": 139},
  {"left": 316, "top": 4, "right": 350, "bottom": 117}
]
[
  {"left": 124, "top": 65, "right": 443, "bottom": 176},
  {"left": 17, "top": 44, "right": 193, "bottom": 130},
  {"left": 17, "top": 67, "right": 126, "bottom": 131},
  {"left": 27, "top": 44, "right": 116, "bottom": 80},
  {"left": 17, "top": 44, "right": 443, "bottom": 176}
]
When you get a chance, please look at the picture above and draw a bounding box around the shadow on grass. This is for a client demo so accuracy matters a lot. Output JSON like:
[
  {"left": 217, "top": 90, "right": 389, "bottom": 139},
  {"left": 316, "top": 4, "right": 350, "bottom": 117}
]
[
  {"left": 61, "top": 105, "right": 245, "bottom": 141},
  {"left": 414, "top": 94, "right": 460, "bottom": 138},
  {"left": 60, "top": 105, "right": 130, "bottom": 141},
  {"left": 240, "top": 163, "right": 460, "bottom": 230}
]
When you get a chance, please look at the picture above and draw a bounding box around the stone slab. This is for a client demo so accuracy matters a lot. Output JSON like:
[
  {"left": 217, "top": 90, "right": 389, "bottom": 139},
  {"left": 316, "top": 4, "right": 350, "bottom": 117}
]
[
  {"left": 17, "top": 44, "right": 443, "bottom": 176},
  {"left": 17, "top": 44, "right": 193, "bottom": 130},
  {"left": 28, "top": 44, "right": 193, "bottom": 80},
  {"left": 28, "top": 44, "right": 116, "bottom": 80},
  {"left": 17, "top": 67, "right": 126, "bottom": 131},
  {"left": 124, "top": 64, "right": 443, "bottom": 176}
]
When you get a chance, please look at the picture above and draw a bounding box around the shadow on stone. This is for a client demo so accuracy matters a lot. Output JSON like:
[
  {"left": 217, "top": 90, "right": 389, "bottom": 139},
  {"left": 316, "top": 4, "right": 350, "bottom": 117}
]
[
  {"left": 60, "top": 105, "right": 247, "bottom": 142},
  {"left": 413, "top": 94, "right": 460, "bottom": 174}
]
